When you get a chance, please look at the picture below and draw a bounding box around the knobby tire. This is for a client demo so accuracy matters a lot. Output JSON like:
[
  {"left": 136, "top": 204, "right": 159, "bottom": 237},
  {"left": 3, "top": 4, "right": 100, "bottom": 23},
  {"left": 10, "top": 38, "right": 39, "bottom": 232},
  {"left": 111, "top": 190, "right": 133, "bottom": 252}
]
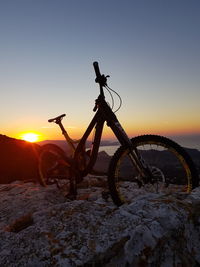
[{"left": 108, "top": 135, "right": 199, "bottom": 206}]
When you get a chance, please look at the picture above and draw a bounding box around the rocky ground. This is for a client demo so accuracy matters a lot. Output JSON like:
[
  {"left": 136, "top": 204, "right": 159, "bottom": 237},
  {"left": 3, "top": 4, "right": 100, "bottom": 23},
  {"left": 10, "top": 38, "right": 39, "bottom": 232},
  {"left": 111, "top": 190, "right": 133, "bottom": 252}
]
[{"left": 0, "top": 176, "right": 200, "bottom": 266}]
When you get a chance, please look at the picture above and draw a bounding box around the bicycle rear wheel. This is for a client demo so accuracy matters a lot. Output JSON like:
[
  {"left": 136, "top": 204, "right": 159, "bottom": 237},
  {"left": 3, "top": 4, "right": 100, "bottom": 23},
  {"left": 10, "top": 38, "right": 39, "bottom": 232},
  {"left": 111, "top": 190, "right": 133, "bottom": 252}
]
[
  {"left": 108, "top": 135, "right": 199, "bottom": 206},
  {"left": 38, "top": 144, "right": 71, "bottom": 186}
]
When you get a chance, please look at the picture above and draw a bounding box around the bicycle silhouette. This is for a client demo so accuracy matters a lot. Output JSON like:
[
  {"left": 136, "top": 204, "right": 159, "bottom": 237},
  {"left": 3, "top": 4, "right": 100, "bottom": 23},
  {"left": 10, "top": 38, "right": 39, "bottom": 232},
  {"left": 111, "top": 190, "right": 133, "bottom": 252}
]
[{"left": 38, "top": 62, "right": 198, "bottom": 206}]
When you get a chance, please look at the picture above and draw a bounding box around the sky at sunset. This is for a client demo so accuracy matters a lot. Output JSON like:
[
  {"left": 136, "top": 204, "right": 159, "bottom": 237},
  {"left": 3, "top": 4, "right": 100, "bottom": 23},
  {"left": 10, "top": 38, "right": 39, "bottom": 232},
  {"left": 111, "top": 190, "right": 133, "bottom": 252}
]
[{"left": 0, "top": 0, "right": 200, "bottom": 148}]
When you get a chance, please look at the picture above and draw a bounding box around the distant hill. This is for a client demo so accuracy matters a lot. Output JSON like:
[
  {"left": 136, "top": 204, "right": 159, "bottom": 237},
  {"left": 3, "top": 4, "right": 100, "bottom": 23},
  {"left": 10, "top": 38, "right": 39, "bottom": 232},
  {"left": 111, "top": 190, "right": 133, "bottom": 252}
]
[{"left": 0, "top": 134, "right": 41, "bottom": 183}]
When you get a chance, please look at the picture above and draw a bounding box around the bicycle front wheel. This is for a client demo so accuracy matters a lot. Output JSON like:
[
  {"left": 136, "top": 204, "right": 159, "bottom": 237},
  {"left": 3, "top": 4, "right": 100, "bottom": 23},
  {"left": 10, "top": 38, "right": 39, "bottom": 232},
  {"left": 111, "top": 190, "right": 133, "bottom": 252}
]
[
  {"left": 38, "top": 144, "right": 71, "bottom": 186},
  {"left": 108, "top": 135, "right": 198, "bottom": 206}
]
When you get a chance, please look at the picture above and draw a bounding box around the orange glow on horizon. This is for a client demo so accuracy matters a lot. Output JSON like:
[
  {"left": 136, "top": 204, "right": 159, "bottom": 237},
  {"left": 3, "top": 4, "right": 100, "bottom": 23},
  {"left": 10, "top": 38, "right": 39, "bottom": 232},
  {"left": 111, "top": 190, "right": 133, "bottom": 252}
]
[{"left": 8, "top": 119, "right": 200, "bottom": 142}]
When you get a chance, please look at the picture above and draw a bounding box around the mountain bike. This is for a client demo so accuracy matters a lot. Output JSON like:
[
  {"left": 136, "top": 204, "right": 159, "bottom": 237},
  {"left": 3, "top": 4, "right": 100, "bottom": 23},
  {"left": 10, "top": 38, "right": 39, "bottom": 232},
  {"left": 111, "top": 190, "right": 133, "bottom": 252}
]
[{"left": 38, "top": 62, "right": 199, "bottom": 206}]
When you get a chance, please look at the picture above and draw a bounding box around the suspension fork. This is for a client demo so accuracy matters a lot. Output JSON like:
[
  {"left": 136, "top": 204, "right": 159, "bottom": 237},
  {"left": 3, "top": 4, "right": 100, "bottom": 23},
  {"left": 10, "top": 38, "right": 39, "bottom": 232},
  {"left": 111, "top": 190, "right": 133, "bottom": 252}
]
[
  {"left": 127, "top": 148, "right": 149, "bottom": 181},
  {"left": 104, "top": 106, "right": 153, "bottom": 181},
  {"left": 127, "top": 144, "right": 156, "bottom": 184}
]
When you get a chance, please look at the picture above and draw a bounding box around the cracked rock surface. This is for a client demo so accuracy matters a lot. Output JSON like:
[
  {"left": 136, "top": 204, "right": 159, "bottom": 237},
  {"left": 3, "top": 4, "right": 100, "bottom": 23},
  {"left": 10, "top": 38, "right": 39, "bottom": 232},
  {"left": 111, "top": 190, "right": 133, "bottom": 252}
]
[{"left": 0, "top": 176, "right": 200, "bottom": 266}]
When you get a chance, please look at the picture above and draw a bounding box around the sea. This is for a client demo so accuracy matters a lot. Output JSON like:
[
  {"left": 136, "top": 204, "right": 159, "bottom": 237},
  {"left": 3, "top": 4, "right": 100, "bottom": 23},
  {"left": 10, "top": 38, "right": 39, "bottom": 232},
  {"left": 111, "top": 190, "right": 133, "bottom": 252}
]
[
  {"left": 99, "top": 145, "right": 119, "bottom": 156},
  {"left": 99, "top": 135, "right": 200, "bottom": 156}
]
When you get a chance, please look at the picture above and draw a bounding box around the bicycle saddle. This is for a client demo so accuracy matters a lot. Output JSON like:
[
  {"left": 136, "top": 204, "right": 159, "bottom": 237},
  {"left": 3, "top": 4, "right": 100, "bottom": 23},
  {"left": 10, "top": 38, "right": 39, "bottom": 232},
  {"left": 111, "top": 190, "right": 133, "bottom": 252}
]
[{"left": 48, "top": 114, "right": 66, "bottom": 123}]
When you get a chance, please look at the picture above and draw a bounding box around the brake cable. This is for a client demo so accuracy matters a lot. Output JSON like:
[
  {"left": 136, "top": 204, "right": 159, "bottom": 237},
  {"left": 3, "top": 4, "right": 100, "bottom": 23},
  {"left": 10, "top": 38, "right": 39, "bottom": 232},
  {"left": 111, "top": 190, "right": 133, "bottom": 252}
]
[
  {"left": 105, "top": 86, "right": 114, "bottom": 110},
  {"left": 105, "top": 85, "right": 122, "bottom": 113}
]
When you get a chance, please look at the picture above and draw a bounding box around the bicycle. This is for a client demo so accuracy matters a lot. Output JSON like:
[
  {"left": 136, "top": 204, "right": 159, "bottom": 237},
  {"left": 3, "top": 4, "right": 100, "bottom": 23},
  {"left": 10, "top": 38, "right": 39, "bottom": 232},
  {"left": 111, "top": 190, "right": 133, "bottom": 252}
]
[{"left": 38, "top": 61, "right": 199, "bottom": 206}]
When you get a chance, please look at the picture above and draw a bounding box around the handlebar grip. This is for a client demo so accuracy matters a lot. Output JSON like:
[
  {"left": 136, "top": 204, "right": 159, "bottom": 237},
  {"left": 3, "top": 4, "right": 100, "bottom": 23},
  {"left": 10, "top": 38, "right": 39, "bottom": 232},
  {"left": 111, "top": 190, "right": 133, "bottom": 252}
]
[{"left": 93, "top": 61, "right": 101, "bottom": 78}]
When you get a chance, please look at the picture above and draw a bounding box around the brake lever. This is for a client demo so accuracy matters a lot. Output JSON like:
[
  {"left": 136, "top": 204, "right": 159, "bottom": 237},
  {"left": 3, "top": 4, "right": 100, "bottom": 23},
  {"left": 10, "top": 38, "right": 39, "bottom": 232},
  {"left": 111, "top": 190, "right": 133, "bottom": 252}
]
[{"left": 95, "top": 75, "right": 110, "bottom": 87}]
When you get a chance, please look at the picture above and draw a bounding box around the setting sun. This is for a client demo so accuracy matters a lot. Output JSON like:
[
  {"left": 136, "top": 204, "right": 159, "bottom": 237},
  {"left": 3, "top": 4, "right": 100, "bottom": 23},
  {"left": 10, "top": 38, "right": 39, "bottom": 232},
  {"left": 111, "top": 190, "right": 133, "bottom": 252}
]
[{"left": 20, "top": 132, "right": 40, "bottom": 143}]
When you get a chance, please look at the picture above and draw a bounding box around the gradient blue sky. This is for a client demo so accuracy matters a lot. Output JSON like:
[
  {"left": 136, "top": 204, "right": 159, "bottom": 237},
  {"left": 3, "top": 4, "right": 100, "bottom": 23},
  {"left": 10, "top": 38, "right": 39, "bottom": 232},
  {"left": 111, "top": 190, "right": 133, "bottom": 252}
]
[{"left": 0, "top": 0, "right": 200, "bottom": 147}]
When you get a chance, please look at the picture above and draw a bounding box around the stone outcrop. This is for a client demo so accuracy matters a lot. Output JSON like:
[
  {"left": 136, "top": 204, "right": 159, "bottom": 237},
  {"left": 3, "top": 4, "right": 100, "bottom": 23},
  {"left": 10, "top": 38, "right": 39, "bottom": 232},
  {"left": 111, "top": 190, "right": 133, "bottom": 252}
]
[{"left": 0, "top": 176, "right": 200, "bottom": 266}]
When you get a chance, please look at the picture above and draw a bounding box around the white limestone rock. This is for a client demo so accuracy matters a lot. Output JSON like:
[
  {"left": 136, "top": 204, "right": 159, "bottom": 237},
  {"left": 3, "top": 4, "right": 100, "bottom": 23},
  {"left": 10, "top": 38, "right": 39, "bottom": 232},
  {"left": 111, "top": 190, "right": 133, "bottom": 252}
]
[{"left": 0, "top": 178, "right": 199, "bottom": 266}]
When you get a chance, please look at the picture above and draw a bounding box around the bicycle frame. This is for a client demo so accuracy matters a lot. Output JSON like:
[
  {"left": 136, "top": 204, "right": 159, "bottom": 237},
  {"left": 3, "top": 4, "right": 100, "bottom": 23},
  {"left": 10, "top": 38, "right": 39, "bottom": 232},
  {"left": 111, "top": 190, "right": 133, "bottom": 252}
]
[
  {"left": 72, "top": 93, "right": 146, "bottom": 179},
  {"left": 49, "top": 62, "right": 147, "bottom": 181}
]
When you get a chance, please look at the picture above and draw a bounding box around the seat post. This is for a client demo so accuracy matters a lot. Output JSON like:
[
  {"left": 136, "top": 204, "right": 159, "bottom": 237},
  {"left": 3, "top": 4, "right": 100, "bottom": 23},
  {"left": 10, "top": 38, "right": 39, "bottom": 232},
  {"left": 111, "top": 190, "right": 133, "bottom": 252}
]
[
  {"left": 57, "top": 120, "right": 67, "bottom": 136},
  {"left": 57, "top": 121, "right": 76, "bottom": 154}
]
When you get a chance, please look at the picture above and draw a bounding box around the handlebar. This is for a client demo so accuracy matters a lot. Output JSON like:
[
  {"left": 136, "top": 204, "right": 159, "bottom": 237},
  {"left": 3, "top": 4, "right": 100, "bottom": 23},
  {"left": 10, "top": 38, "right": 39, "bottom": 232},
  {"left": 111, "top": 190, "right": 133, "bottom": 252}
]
[
  {"left": 93, "top": 61, "right": 101, "bottom": 79},
  {"left": 93, "top": 61, "right": 108, "bottom": 88}
]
